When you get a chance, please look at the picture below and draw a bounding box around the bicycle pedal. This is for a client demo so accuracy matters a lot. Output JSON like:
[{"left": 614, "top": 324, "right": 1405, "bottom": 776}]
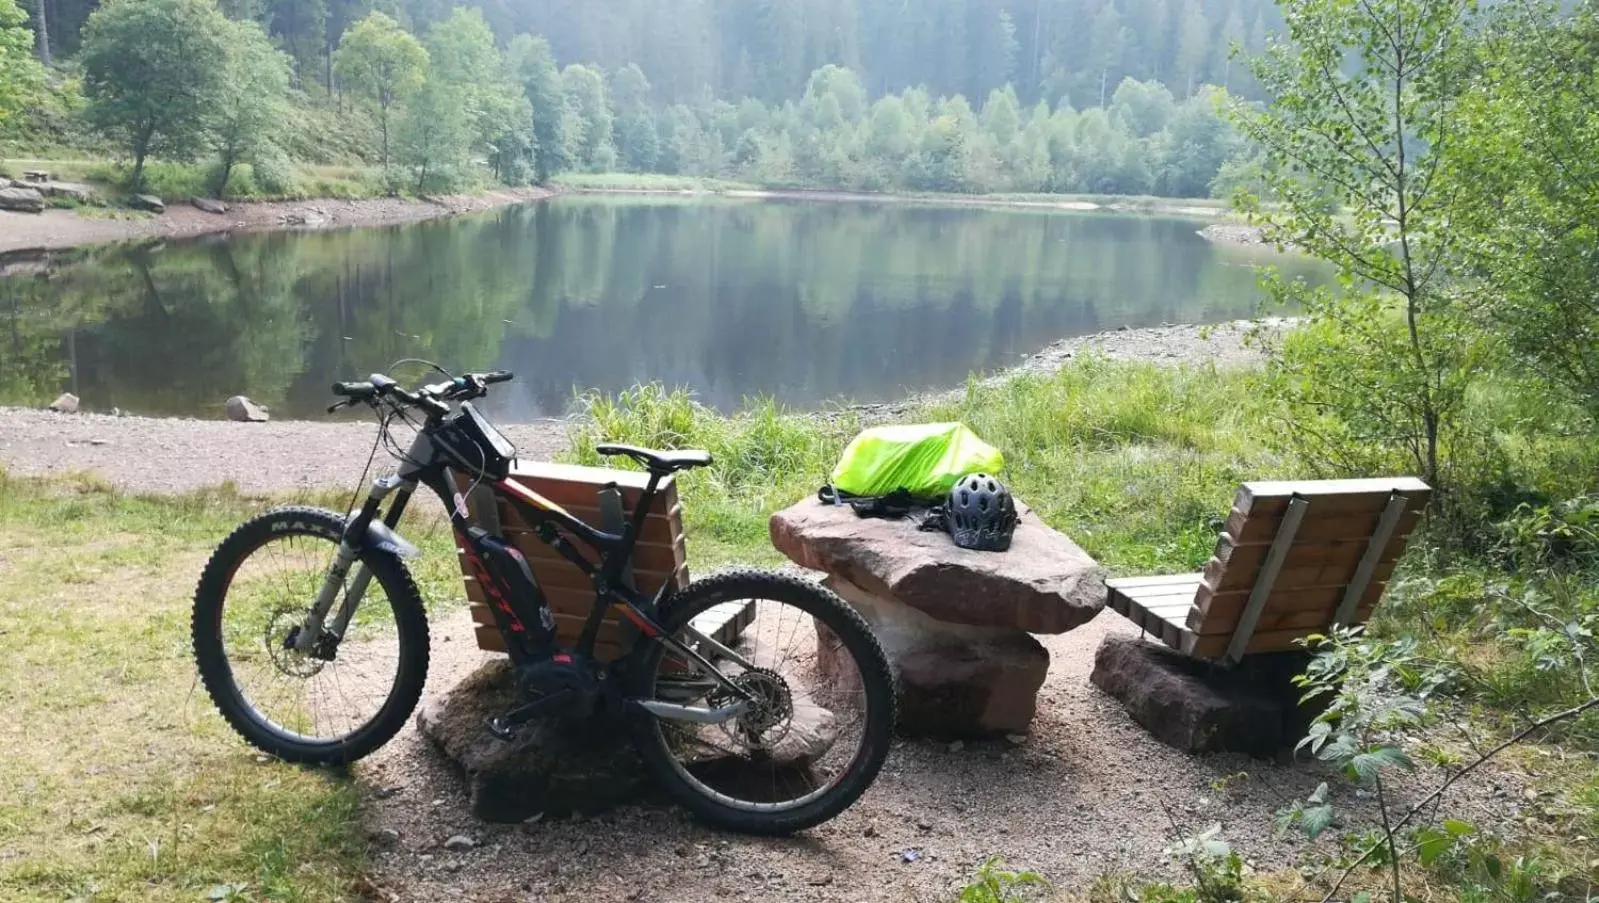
[{"left": 484, "top": 688, "right": 577, "bottom": 742}]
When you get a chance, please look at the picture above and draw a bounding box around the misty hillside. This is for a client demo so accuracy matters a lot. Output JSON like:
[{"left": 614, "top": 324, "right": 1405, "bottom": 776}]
[{"left": 28, "top": 0, "right": 1281, "bottom": 105}]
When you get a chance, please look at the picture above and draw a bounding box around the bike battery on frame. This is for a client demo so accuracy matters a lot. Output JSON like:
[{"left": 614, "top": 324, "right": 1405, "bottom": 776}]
[{"left": 467, "top": 526, "right": 561, "bottom": 658}]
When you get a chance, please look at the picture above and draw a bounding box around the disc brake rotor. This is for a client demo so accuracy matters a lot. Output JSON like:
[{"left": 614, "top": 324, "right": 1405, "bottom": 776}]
[{"left": 265, "top": 606, "right": 325, "bottom": 679}]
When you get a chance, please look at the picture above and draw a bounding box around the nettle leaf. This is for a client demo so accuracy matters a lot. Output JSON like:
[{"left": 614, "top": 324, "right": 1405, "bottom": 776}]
[
  {"left": 1301, "top": 803, "right": 1335, "bottom": 839},
  {"left": 1347, "top": 745, "right": 1414, "bottom": 781},
  {"left": 1298, "top": 720, "right": 1333, "bottom": 754},
  {"left": 1308, "top": 781, "right": 1330, "bottom": 804},
  {"left": 1443, "top": 818, "right": 1476, "bottom": 837},
  {"left": 1415, "top": 827, "right": 1451, "bottom": 865},
  {"left": 1318, "top": 733, "right": 1360, "bottom": 765}
]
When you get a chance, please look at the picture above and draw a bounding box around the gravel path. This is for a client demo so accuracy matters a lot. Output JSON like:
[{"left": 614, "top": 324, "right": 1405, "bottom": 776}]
[{"left": 0, "top": 407, "right": 568, "bottom": 494}]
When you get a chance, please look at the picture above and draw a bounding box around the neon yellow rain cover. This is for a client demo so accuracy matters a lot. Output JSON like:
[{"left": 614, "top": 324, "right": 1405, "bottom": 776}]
[{"left": 829, "top": 422, "right": 1004, "bottom": 498}]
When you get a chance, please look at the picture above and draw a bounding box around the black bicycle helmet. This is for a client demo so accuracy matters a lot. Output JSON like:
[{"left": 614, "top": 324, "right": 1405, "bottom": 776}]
[{"left": 945, "top": 473, "right": 1017, "bottom": 551}]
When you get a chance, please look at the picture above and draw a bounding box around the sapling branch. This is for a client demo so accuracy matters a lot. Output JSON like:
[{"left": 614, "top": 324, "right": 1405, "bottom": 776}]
[{"left": 1317, "top": 694, "right": 1599, "bottom": 903}]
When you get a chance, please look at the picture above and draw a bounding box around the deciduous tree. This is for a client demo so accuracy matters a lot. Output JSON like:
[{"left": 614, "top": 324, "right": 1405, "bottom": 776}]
[
  {"left": 210, "top": 17, "right": 291, "bottom": 197},
  {"left": 334, "top": 10, "right": 426, "bottom": 190},
  {"left": 80, "top": 0, "right": 233, "bottom": 189}
]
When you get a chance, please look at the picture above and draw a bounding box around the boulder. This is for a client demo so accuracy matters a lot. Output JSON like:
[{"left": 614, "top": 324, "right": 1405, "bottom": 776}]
[
  {"left": 0, "top": 186, "right": 45, "bottom": 214},
  {"left": 418, "top": 658, "right": 843, "bottom": 822},
  {"left": 770, "top": 497, "right": 1105, "bottom": 633},
  {"left": 191, "top": 197, "right": 227, "bottom": 214},
  {"left": 416, "top": 660, "right": 651, "bottom": 822},
  {"left": 224, "top": 395, "right": 269, "bottom": 422},
  {"left": 1089, "top": 635, "right": 1320, "bottom": 758},
  {"left": 48, "top": 392, "right": 79, "bottom": 413},
  {"left": 281, "top": 209, "right": 328, "bottom": 226},
  {"left": 824, "top": 577, "right": 1048, "bottom": 737},
  {"left": 131, "top": 194, "right": 166, "bottom": 213},
  {"left": 1198, "top": 223, "right": 1267, "bottom": 246},
  {"left": 41, "top": 181, "right": 93, "bottom": 203}
]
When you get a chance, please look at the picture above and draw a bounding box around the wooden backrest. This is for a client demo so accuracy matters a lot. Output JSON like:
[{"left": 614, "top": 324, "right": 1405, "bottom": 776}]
[
  {"left": 456, "top": 461, "right": 689, "bottom": 662},
  {"left": 1185, "top": 477, "right": 1430, "bottom": 659}
]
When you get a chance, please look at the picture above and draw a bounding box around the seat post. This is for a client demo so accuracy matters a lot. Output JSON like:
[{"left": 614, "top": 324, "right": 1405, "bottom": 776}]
[{"left": 628, "top": 470, "right": 664, "bottom": 546}]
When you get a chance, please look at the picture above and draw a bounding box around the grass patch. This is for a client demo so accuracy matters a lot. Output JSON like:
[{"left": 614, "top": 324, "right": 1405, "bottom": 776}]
[
  {"left": 0, "top": 474, "right": 439, "bottom": 902},
  {"left": 6, "top": 156, "right": 389, "bottom": 203}
]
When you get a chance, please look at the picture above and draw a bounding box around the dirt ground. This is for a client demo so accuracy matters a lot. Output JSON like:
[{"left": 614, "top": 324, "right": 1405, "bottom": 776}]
[
  {"left": 0, "top": 186, "right": 551, "bottom": 254},
  {"left": 351, "top": 606, "right": 1530, "bottom": 903}
]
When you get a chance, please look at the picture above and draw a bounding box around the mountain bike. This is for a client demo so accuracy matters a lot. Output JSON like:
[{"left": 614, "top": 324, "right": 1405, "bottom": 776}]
[{"left": 191, "top": 368, "right": 895, "bottom": 834}]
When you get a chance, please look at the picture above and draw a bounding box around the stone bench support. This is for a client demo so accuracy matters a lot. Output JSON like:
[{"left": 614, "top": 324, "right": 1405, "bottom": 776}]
[{"left": 771, "top": 497, "right": 1105, "bottom": 738}]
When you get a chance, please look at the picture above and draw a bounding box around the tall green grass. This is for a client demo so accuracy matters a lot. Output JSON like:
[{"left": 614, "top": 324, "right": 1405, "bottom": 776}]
[{"left": 565, "top": 361, "right": 1289, "bottom": 574}]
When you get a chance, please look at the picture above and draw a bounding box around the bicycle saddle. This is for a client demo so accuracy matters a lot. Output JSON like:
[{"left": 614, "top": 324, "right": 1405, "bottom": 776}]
[{"left": 594, "top": 443, "right": 713, "bottom": 473}]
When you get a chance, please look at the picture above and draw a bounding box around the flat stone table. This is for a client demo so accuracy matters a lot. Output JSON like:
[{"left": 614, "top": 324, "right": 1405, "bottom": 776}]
[{"left": 770, "top": 497, "right": 1105, "bottom": 737}]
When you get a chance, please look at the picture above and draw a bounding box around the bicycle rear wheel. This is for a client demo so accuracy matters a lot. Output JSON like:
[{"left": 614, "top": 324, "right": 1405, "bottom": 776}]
[{"left": 625, "top": 570, "right": 895, "bottom": 834}]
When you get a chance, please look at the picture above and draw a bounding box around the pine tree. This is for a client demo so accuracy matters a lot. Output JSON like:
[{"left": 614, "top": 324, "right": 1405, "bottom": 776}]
[{"left": 1174, "top": 0, "right": 1209, "bottom": 95}]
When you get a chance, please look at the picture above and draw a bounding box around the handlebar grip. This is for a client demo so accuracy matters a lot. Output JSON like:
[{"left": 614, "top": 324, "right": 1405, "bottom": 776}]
[
  {"left": 482, "top": 370, "right": 514, "bottom": 384},
  {"left": 332, "top": 381, "right": 375, "bottom": 398}
]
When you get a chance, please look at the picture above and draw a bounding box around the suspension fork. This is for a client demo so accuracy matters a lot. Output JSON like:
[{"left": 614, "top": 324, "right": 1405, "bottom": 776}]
[{"left": 293, "top": 476, "right": 414, "bottom": 652}]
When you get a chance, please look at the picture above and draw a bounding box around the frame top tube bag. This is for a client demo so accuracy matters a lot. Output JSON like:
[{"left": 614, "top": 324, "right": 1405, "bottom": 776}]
[{"left": 828, "top": 422, "right": 1004, "bottom": 501}]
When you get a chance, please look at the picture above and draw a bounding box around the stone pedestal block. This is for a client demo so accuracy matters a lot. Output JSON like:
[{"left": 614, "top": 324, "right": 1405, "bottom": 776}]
[
  {"left": 1089, "top": 634, "right": 1317, "bottom": 757},
  {"left": 824, "top": 576, "right": 1049, "bottom": 738}
]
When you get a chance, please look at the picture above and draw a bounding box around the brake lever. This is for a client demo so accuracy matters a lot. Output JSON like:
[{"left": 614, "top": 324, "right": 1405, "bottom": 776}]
[{"left": 326, "top": 399, "right": 351, "bottom": 414}]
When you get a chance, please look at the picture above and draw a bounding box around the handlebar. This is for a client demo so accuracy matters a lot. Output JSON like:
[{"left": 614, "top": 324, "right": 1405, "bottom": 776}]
[{"left": 327, "top": 369, "right": 515, "bottom": 414}]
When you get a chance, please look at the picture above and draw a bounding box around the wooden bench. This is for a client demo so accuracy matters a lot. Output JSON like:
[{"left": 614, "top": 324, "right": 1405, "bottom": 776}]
[
  {"left": 1105, "top": 477, "right": 1431, "bottom": 663},
  {"left": 456, "top": 461, "right": 749, "bottom": 662}
]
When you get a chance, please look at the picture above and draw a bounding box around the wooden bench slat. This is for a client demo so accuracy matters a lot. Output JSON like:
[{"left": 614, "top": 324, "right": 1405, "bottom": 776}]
[
  {"left": 1190, "top": 601, "right": 1375, "bottom": 636},
  {"left": 1234, "top": 478, "right": 1431, "bottom": 517},
  {"left": 1191, "top": 580, "right": 1386, "bottom": 624},
  {"left": 1205, "top": 534, "right": 1412, "bottom": 592},
  {"left": 496, "top": 499, "right": 683, "bottom": 538},
  {"left": 501, "top": 461, "right": 681, "bottom": 509},
  {"left": 1224, "top": 507, "right": 1423, "bottom": 546},
  {"left": 1105, "top": 573, "right": 1206, "bottom": 590},
  {"left": 463, "top": 560, "right": 689, "bottom": 597}
]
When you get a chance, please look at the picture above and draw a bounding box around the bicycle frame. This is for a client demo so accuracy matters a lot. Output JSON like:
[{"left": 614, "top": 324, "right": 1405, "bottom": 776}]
[{"left": 301, "top": 422, "right": 758, "bottom": 718}]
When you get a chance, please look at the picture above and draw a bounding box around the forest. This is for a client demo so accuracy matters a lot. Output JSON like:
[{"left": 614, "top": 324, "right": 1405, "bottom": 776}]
[{"left": 1, "top": 0, "right": 1273, "bottom": 198}]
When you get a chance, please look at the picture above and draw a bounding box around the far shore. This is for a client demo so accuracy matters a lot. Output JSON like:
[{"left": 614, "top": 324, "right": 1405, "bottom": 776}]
[
  {"left": 0, "top": 186, "right": 554, "bottom": 255},
  {"left": 0, "top": 179, "right": 1240, "bottom": 256}
]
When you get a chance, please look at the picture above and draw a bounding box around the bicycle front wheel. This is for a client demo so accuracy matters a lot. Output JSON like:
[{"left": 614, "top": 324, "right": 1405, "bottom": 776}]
[
  {"left": 625, "top": 570, "right": 896, "bottom": 834},
  {"left": 192, "top": 506, "right": 430, "bottom": 764}
]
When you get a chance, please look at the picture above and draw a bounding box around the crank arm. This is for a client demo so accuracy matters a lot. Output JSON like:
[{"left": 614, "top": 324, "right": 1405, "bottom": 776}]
[{"left": 630, "top": 698, "right": 752, "bottom": 725}]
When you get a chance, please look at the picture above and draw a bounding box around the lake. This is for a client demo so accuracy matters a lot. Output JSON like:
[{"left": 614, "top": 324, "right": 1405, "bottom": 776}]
[{"left": 0, "top": 197, "right": 1324, "bottom": 421}]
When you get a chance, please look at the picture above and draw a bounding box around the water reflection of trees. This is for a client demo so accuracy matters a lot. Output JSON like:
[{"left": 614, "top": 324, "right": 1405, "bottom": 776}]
[{"left": 0, "top": 200, "right": 1324, "bottom": 418}]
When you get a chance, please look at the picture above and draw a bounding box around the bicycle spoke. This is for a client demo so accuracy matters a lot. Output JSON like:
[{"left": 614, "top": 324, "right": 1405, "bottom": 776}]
[
  {"left": 647, "top": 593, "right": 872, "bottom": 814},
  {"left": 218, "top": 530, "right": 403, "bottom": 745}
]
